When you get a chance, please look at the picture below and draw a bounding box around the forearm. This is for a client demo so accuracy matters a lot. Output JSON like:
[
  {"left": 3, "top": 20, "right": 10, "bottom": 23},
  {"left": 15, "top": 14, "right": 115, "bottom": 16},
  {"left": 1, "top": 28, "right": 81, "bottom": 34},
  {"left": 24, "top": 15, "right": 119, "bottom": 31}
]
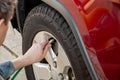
[{"left": 11, "top": 55, "right": 32, "bottom": 70}]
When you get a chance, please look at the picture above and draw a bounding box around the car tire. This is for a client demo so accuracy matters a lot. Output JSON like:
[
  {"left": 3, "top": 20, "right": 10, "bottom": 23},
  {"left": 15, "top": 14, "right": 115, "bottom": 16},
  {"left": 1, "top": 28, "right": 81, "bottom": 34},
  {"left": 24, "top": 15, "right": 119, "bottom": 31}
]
[{"left": 22, "top": 4, "right": 91, "bottom": 80}]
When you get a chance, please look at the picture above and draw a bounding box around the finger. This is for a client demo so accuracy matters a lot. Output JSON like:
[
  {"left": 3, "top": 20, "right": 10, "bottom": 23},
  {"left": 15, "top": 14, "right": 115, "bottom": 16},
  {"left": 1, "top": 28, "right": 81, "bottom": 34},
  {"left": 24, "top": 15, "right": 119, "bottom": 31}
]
[
  {"left": 40, "top": 41, "right": 49, "bottom": 49},
  {"left": 43, "top": 43, "right": 51, "bottom": 56}
]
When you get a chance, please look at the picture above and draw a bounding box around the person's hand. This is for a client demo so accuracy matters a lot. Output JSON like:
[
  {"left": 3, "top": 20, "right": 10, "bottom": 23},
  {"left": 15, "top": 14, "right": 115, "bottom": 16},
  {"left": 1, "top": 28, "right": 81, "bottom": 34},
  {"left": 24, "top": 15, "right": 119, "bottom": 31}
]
[
  {"left": 12, "top": 40, "right": 51, "bottom": 70},
  {"left": 24, "top": 41, "right": 51, "bottom": 64}
]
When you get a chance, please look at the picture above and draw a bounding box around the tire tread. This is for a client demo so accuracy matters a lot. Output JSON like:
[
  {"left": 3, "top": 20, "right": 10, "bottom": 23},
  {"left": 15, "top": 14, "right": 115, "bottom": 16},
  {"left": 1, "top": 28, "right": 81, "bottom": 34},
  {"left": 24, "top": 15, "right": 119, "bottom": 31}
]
[{"left": 23, "top": 3, "right": 91, "bottom": 80}]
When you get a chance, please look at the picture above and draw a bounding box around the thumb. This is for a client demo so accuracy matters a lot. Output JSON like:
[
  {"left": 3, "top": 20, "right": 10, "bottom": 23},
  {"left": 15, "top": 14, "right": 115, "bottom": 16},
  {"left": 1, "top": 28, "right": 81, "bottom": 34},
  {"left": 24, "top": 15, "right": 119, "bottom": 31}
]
[{"left": 43, "top": 43, "right": 51, "bottom": 56}]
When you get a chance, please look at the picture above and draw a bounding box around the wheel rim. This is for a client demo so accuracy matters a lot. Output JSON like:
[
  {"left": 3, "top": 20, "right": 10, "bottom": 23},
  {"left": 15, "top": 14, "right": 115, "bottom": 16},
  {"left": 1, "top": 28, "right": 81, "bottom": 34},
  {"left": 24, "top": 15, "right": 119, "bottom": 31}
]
[{"left": 32, "top": 31, "right": 75, "bottom": 80}]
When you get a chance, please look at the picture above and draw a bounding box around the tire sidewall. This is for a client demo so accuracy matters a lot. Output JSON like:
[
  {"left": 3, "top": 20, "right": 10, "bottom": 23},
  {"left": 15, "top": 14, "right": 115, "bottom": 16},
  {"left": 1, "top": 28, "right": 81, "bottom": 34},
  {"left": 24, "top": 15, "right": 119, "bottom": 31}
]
[{"left": 23, "top": 5, "right": 90, "bottom": 80}]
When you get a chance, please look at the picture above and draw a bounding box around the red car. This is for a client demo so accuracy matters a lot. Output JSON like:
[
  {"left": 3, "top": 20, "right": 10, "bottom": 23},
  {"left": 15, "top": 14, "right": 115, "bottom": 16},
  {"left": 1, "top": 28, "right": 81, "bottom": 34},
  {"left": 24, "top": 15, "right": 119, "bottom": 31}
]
[{"left": 12, "top": 0, "right": 120, "bottom": 80}]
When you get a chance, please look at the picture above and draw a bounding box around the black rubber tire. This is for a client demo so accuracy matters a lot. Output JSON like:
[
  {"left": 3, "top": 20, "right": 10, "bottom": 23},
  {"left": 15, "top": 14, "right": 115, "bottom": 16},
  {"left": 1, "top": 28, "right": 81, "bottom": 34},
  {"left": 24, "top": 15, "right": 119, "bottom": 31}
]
[{"left": 22, "top": 4, "right": 91, "bottom": 80}]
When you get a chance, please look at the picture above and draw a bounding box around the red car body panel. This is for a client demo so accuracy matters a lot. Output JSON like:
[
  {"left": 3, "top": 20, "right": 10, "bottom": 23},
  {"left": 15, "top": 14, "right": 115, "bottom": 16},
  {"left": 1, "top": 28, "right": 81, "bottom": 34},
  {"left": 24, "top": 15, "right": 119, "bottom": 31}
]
[{"left": 59, "top": 0, "right": 120, "bottom": 80}]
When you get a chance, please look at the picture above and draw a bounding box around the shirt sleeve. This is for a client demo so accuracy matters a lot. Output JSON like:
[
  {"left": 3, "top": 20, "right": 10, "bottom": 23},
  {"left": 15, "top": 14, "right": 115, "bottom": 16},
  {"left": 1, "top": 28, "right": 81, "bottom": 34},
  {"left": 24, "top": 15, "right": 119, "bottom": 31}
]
[{"left": 0, "top": 61, "right": 15, "bottom": 80}]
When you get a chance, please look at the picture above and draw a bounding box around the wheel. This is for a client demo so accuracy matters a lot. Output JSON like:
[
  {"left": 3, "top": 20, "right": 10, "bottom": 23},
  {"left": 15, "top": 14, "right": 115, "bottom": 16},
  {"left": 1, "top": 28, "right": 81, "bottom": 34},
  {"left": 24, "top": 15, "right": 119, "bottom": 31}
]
[{"left": 22, "top": 4, "right": 91, "bottom": 80}]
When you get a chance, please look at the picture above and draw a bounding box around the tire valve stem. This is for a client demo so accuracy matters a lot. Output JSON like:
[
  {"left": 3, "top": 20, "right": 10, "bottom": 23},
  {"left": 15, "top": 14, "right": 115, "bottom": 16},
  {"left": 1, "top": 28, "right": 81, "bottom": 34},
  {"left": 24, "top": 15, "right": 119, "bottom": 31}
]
[{"left": 49, "top": 38, "right": 55, "bottom": 44}]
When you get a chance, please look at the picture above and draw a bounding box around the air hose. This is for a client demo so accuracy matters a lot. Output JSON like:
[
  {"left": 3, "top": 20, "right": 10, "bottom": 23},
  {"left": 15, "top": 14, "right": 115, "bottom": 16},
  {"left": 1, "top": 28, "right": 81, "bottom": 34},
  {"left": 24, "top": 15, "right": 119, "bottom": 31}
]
[{"left": 11, "top": 68, "right": 23, "bottom": 80}]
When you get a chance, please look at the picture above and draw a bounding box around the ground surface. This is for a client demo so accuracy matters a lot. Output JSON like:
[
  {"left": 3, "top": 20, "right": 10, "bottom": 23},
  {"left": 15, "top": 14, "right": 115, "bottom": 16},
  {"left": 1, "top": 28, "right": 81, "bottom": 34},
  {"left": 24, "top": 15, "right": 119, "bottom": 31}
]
[{"left": 0, "top": 23, "right": 27, "bottom": 80}]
